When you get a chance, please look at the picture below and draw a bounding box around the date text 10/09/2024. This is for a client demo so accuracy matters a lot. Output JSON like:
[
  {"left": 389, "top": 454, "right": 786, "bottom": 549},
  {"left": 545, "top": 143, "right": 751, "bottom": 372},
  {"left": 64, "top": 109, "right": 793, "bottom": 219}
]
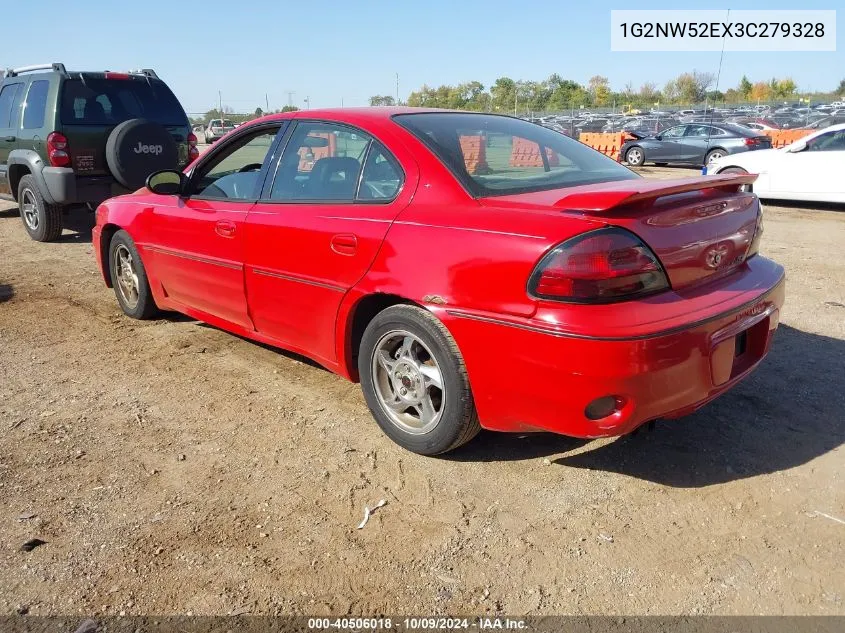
[{"left": 307, "top": 617, "right": 528, "bottom": 630}]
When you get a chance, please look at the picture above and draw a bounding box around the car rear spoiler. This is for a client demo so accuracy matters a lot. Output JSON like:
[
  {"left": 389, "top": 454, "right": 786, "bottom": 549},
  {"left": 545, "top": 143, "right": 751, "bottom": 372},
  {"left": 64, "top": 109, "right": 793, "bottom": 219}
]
[{"left": 553, "top": 174, "right": 758, "bottom": 212}]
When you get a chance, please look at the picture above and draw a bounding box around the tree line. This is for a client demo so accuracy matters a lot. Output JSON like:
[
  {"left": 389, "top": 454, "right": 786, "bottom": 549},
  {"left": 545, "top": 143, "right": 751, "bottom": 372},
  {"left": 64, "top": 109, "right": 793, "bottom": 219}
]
[{"left": 369, "top": 73, "right": 845, "bottom": 112}]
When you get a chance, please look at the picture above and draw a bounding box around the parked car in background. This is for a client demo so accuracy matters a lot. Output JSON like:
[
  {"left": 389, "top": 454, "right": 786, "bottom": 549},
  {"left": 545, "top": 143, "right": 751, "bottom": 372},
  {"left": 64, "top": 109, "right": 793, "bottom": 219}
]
[
  {"left": 0, "top": 62, "right": 196, "bottom": 242},
  {"left": 92, "top": 108, "right": 783, "bottom": 455},
  {"left": 621, "top": 123, "right": 771, "bottom": 167},
  {"left": 707, "top": 123, "right": 845, "bottom": 203},
  {"left": 805, "top": 115, "right": 845, "bottom": 129},
  {"left": 204, "top": 118, "right": 235, "bottom": 143}
]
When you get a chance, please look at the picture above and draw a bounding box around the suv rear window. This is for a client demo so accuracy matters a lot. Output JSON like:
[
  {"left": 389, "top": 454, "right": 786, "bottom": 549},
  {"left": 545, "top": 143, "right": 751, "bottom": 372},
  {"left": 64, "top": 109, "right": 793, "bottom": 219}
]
[{"left": 60, "top": 77, "right": 186, "bottom": 126}]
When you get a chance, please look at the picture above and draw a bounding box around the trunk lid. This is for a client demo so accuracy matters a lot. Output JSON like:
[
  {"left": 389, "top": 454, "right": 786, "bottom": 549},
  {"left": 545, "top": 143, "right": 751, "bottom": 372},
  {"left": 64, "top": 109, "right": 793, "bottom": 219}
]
[{"left": 482, "top": 174, "right": 761, "bottom": 290}]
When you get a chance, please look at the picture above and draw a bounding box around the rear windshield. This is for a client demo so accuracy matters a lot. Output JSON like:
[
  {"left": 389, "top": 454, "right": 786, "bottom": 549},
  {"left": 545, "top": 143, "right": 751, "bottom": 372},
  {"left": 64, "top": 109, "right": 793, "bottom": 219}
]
[
  {"left": 60, "top": 77, "right": 187, "bottom": 126},
  {"left": 394, "top": 113, "right": 637, "bottom": 197}
]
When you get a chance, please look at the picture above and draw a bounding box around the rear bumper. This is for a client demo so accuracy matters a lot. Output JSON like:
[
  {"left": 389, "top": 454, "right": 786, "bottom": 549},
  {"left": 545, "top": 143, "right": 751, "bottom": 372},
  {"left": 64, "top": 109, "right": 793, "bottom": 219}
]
[
  {"left": 441, "top": 256, "right": 785, "bottom": 438},
  {"left": 43, "top": 168, "right": 131, "bottom": 206}
]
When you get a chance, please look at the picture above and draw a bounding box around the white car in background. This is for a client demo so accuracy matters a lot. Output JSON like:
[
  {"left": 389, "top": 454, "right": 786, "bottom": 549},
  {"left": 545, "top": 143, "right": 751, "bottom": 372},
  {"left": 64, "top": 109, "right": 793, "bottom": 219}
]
[{"left": 706, "top": 123, "right": 845, "bottom": 203}]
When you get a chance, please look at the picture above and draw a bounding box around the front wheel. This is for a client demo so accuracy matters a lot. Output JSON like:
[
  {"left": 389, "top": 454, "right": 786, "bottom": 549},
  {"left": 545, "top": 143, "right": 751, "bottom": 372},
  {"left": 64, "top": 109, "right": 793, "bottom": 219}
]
[
  {"left": 358, "top": 305, "right": 481, "bottom": 455},
  {"left": 625, "top": 146, "right": 645, "bottom": 166},
  {"left": 108, "top": 230, "right": 160, "bottom": 319}
]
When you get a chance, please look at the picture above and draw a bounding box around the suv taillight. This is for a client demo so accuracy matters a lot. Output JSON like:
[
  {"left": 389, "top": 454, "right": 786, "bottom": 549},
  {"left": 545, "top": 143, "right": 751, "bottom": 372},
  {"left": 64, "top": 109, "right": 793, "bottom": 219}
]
[
  {"left": 187, "top": 132, "right": 199, "bottom": 162},
  {"left": 528, "top": 227, "right": 669, "bottom": 303},
  {"left": 47, "top": 132, "right": 71, "bottom": 168}
]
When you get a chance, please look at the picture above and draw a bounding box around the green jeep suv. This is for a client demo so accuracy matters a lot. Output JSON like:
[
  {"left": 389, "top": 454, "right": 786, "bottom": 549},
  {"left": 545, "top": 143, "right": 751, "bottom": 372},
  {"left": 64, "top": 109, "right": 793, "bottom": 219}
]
[{"left": 0, "top": 63, "right": 198, "bottom": 241}]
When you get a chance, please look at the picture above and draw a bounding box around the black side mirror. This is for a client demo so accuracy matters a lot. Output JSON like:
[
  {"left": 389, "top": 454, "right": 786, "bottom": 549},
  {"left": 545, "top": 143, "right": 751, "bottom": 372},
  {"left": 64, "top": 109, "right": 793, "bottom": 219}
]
[
  {"left": 146, "top": 169, "right": 186, "bottom": 195},
  {"left": 655, "top": 134, "right": 663, "bottom": 140}
]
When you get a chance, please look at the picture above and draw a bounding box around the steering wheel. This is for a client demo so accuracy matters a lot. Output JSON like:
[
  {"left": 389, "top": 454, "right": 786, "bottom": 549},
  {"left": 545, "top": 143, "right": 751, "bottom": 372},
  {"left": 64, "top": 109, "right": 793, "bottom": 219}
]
[{"left": 239, "top": 163, "right": 263, "bottom": 173}]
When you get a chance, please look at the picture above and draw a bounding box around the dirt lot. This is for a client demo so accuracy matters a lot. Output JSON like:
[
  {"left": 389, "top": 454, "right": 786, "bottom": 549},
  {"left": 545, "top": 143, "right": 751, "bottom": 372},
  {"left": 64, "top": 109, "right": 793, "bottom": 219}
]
[{"left": 0, "top": 167, "right": 843, "bottom": 618}]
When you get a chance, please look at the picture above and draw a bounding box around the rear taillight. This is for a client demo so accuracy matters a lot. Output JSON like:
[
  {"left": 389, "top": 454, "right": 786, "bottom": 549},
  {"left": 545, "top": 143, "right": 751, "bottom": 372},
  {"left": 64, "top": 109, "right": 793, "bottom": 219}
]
[
  {"left": 744, "top": 136, "right": 765, "bottom": 146},
  {"left": 46, "top": 132, "right": 71, "bottom": 168},
  {"left": 104, "top": 72, "right": 130, "bottom": 80},
  {"left": 528, "top": 227, "right": 669, "bottom": 303},
  {"left": 187, "top": 132, "right": 199, "bottom": 161},
  {"left": 746, "top": 206, "right": 764, "bottom": 259}
]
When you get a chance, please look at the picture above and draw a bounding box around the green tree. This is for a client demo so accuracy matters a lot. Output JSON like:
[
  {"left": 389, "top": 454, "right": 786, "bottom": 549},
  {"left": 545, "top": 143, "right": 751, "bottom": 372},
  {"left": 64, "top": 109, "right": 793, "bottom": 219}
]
[
  {"left": 490, "top": 77, "right": 517, "bottom": 113},
  {"left": 837, "top": 79, "right": 845, "bottom": 95},
  {"left": 254, "top": 107, "right": 264, "bottom": 117},
  {"left": 280, "top": 105, "right": 299, "bottom": 113},
  {"left": 587, "top": 75, "right": 611, "bottom": 106},
  {"left": 739, "top": 75, "right": 753, "bottom": 99},
  {"left": 369, "top": 95, "right": 396, "bottom": 106}
]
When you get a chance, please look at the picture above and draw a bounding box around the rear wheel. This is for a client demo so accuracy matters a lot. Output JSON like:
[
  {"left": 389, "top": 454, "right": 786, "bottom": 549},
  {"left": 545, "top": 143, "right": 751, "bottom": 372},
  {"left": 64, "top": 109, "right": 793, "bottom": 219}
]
[
  {"left": 108, "top": 230, "right": 159, "bottom": 319},
  {"left": 358, "top": 305, "right": 481, "bottom": 455},
  {"left": 18, "top": 175, "right": 63, "bottom": 242},
  {"left": 625, "top": 146, "right": 645, "bottom": 166},
  {"left": 705, "top": 149, "right": 726, "bottom": 164},
  {"left": 718, "top": 166, "right": 752, "bottom": 192}
]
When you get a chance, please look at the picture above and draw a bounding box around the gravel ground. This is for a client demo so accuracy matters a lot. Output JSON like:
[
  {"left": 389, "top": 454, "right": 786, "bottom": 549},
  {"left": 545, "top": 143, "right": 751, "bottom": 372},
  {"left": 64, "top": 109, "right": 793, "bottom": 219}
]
[{"left": 0, "top": 166, "right": 843, "bottom": 617}]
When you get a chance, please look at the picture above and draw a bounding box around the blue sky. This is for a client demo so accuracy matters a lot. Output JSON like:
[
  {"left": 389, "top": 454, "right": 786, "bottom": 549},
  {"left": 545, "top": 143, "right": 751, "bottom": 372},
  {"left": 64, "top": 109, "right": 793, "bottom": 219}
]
[{"left": 3, "top": 1, "right": 841, "bottom": 113}]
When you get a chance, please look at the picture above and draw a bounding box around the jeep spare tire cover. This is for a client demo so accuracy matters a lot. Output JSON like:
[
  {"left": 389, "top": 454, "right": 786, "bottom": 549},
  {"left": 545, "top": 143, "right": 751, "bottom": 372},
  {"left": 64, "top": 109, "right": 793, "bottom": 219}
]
[{"left": 105, "top": 119, "right": 179, "bottom": 190}]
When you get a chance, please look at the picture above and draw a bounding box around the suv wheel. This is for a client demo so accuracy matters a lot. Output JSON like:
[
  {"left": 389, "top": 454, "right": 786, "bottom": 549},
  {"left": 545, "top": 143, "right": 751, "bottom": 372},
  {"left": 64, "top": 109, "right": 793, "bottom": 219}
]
[{"left": 18, "top": 175, "right": 63, "bottom": 242}]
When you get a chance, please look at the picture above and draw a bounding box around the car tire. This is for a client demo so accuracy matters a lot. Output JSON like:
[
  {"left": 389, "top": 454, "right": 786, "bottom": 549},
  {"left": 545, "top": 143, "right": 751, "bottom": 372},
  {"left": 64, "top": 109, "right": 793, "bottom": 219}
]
[
  {"left": 18, "top": 175, "right": 63, "bottom": 242},
  {"left": 705, "top": 149, "right": 726, "bottom": 164},
  {"left": 625, "top": 146, "right": 645, "bottom": 166},
  {"left": 358, "top": 304, "right": 481, "bottom": 455},
  {"left": 718, "top": 166, "right": 753, "bottom": 192},
  {"left": 108, "top": 230, "right": 160, "bottom": 320}
]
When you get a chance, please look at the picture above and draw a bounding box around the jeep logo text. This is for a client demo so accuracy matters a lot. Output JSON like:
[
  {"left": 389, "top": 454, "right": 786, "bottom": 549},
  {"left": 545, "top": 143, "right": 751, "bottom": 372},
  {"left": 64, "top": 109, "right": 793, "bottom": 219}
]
[{"left": 133, "top": 142, "right": 163, "bottom": 155}]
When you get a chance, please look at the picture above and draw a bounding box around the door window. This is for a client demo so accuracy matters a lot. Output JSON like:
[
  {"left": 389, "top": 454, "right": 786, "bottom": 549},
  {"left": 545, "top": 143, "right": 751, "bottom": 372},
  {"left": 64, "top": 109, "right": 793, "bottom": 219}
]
[
  {"left": 190, "top": 128, "right": 279, "bottom": 199},
  {"left": 684, "top": 125, "right": 711, "bottom": 138},
  {"left": 269, "top": 122, "right": 371, "bottom": 201},
  {"left": 0, "top": 83, "right": 23, "bottom": 128},
  {"left": 22, "top": 80, "right": 49, "bottom": 130},
  {"left": 806, "top": 130, "right": 845, "bottom": 152},
  {"left": 661, "top": 126, "right": 687, "bottom": 139}
]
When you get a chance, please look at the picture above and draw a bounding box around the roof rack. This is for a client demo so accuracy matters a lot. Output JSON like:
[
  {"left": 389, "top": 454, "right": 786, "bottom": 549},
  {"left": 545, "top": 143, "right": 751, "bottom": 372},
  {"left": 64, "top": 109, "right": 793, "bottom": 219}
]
[
  {"left": 4, "top": 63, "right": 67, "bottom": 78},
  {"left": 131, "top": 69, "right": 159, "bottom": 80}
]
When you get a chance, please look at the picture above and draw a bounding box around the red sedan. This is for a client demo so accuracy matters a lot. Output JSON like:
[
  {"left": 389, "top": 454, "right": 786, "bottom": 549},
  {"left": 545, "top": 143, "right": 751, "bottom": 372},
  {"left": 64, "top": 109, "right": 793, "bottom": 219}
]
[{"left": 92, "top": 108, "right": 785, "bottom": 455}]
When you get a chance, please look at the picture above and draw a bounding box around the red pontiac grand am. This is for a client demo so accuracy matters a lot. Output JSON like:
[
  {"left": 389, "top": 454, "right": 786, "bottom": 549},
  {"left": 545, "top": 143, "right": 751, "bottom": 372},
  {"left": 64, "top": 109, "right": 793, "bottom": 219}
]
[{"left": 92, "top": 108, "right": 785, "bottom": 455}]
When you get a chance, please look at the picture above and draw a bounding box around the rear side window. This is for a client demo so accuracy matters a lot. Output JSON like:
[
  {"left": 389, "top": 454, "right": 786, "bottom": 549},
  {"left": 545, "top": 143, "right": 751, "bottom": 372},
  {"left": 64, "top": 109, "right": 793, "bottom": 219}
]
[
  {"left": 0, "top": 83, "right": 23, "bottom": 128},
  {"left": 22, "top": 80, "right": 49, "bottom": 129},
  {"left": 60, "top": 77, "right": 186, "bottom": 126}
]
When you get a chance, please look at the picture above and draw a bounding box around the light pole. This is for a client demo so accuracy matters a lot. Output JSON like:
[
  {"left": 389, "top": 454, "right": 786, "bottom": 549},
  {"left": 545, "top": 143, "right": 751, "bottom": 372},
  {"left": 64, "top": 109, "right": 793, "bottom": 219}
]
[{"left": 304, "top": 96, "right": 310, "bottom": 110}]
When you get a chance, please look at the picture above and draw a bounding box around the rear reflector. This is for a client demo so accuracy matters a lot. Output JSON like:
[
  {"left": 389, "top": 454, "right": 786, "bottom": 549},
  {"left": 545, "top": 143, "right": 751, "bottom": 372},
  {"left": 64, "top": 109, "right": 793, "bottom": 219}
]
[
  {"left": 528, "top": 227, "right": 669, "bottom": 303},
  {"left": 104, "top": 72, "right": 130, "bottom": 80}
]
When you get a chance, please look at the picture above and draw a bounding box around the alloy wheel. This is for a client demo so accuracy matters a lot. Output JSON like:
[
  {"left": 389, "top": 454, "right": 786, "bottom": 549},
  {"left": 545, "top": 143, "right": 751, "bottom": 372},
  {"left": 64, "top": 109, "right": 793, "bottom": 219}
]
[
  {"left": 21, "top": 189, "right": 38, "bottom": 231},
  {"left": 371, "top": 329, "right": 445, "bottom": 435},
  {"left": 627, "top": 148, "right": 643, "bottom": 165},
  {"left": 113, "top": 244, "right": 140, "bottom": 309}
]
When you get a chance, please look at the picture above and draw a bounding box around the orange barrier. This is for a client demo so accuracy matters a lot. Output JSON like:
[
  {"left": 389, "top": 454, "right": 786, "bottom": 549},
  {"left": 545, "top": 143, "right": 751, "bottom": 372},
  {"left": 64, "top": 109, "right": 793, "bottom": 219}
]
[
  {"left": 298, "top": 133, "right": 337, "bottom": 171},
  {"left": 459, "top": 135, "right": 489, "bottom": 174},
  {"left": 509, "top": 137, "right": 560, "bottom": 168},
  {"left": 764, "top": 129, "right": 812, "bottom": 149},
  {"left": 577, "top": 132, "right": 631, "bottom": 161}
]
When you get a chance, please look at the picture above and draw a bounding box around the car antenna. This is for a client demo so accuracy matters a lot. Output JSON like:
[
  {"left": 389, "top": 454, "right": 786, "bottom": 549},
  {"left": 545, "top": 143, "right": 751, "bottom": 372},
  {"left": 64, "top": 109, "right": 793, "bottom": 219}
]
[{"left": 704, "top": 8, "right": 729, "bottom": 174}]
